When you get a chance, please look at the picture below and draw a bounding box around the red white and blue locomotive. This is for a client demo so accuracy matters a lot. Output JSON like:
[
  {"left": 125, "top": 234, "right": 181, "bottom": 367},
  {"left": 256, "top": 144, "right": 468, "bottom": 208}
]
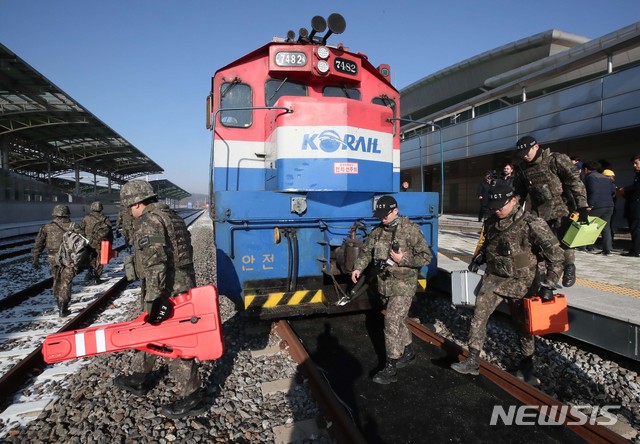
[{"left": 207, "top": 14, "right": 439, "bottom": 317}]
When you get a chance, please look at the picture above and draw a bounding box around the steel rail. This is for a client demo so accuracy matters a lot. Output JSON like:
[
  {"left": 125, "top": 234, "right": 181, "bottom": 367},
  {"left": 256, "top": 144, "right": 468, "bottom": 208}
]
[
  {"left": 274, "top": 319, "right": 368, "bottom": 444},
  {"left": 407, "top": 318, "right": 629, "bottom": 444},
  {"left": 0, "top": 247, "right": 32, "bottom": 260},
  {"left": 0, "top": 210, "right": 202, "bottom": 411},
  {"left": 0, "top": 276, "right": 128, "bottom": 412}
]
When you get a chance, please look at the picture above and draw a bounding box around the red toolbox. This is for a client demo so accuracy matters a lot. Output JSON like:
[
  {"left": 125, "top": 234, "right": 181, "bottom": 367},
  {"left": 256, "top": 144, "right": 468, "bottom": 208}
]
[{"left": 523, "top": 294, "right": 569, "bottom": 335}]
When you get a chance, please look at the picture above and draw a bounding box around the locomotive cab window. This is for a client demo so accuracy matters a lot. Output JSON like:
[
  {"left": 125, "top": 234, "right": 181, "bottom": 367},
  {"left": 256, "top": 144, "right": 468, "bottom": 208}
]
[
  {"left": 265, "top": 79, "right": 307, "bottom": 107},
  {"left": 373, "top": 96, "right": 397, "bottom": 135},
  {"left": 323, "top": 86, "right": 361, "bottom": 100},
  {"left": 220, "top": 81, "right": 252, "bottom": 128}
]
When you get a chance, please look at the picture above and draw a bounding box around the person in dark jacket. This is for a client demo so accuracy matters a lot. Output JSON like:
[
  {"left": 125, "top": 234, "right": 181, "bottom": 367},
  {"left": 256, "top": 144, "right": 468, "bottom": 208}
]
[
  {"left": 495, "top": 163, "right": 515, "bottom": 188},
  {"left": 619, "top": 155, "right": 640, "bottom": 257},
  {"left": 476, "top": 171, "right": 495, "bottom": 222},
  {"left": 583, "top": 161, "right": 616, "bottom": 256}
]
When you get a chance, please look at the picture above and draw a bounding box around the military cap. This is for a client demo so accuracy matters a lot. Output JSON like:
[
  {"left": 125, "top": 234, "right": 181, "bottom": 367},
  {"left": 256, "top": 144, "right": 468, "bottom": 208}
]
[
  {"left": 374, "top": 195, "right": 398, "bottom": 219},
  {"left": 120, "top": 180, "right": 156, "bottom": 207},
  {"left": 488, "top": 185, "right": 515, "bottom": 210},
  {"left": 90, "top": 201, "right": 103, "bottom": 212},
  {"left": 52, "top": 204, "right": 70, "bottom": 217},
  {"left": 515, "top": 135, "right": 537, "bottom": 158}
]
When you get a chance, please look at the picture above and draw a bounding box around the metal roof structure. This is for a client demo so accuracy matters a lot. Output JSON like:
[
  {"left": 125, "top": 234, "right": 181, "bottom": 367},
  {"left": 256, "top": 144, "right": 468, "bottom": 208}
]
[
  {"left": 45, "top": 177, "right": 114, "bottom": 195},
  {"left": 400, "top": 24, "right": 640, "bottom": 131},
  {"left": 148, "top": 179, "right": 191, "bottom": 201},
  {"left": 0, "top": 43, "right": 164, "bottom": 186}
]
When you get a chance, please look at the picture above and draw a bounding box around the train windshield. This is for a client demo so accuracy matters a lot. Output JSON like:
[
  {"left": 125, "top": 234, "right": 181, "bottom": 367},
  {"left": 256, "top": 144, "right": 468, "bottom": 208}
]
[
  {"left": 265, "top": 79, "right": 307, "bottom": 107},
  {"left": 220, "top": 81, "right": 252, "bottom": 128},
  {"left": 323, "top": 86, "right": 361, "bottom": 100}
]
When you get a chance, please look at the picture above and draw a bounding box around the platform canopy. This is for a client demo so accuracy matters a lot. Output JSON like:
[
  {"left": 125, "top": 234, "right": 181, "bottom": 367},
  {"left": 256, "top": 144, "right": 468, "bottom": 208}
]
[
  {"left": 148, "top": 179, "right": 191, "bottom": 201},
  {"left": 0, "top": 43, "right": 163, "bottom": 186}
]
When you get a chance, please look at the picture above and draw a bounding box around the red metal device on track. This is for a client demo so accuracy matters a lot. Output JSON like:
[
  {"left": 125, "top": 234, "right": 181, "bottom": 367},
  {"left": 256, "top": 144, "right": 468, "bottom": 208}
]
[{"left": 42, "top": 285, "right": 224, "bottom": 363}]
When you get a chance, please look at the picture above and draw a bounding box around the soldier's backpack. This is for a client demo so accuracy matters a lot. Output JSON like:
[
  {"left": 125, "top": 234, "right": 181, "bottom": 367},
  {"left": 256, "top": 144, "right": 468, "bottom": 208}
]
[
  {"left": 56, "top": 223, "right": 91, "bottom": 269},
  {"left": 90, "top": 214, "right": 113, "bottom": 243}
]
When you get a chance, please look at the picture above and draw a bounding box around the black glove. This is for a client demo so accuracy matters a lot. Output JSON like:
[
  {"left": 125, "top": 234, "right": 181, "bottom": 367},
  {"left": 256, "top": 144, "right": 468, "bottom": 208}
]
[
  {"left": 468, "top": 251, "right": 484, "bottom": 273},
  {"left": 115, "top": 230, "right": 121, "bottom": 239},
  {"left": 32, "top": 259, "right": 41, "bottom": 271},
  {"left": 577, "top": 207, "right": 589, "bottom": 224},
  {"left": 147, "top": 295, "right": 174, "bottom": 325},
  {"left": 539, "top": 286, "right": 555, "bottom": 302}
]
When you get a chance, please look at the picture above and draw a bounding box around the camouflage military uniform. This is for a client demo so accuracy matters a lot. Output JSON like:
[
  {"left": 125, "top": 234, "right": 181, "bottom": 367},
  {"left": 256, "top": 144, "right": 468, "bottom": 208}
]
[
  {"left": 516, "top": 147, "right": 588, "bottom": 268},
  {"left": 116, "top": 206, "right": 134, "bottom": 248},
  {"left": 353, "top": 216, "right": 432, "bottom": 359},
  {"left": 31, "top": 215, "right": 75, "bottom": 309},
  {"left": 467, "top": 204, "right": 564, "bottom": 358},
  {"left": 79, "top": 207, "right": 113, "bottom": 277},
  {"left": 132, "top": 201, "right": 199, "bottom": 396}
]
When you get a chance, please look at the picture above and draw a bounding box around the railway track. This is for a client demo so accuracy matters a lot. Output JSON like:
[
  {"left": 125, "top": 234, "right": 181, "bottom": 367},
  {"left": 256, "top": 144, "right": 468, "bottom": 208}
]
[
  {"left": 286, "top": 311, "right": 632, "bottom": 443},
  {"left": 1, "top": 210, "right": 636, "bottom": 442},
  {"left": 0, "top": 211, "right": 204, "bottom": 414}
]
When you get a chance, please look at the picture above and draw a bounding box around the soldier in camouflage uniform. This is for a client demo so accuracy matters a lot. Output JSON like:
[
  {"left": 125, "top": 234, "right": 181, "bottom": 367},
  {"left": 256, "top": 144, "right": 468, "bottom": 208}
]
[
  {"left": 513, "top": 135, "right": 589, "bottom": 287},
  {"left": 451, "top": 185, "right": 564, "bottom": 384},
  {"left": 115, "top": 205, "right": 134, "bottom": 251},
  {"left": 113, "top": 180, "right": 205, "bottom": 419},
  {"left": 78, "top": 201, "right": 113, "bottom": 284},
  {"left": 31, "top": 204, "right": 75, "bottom": 317},
  {"left": 351, "top": 196, "right": 432, "bottom": 384}
]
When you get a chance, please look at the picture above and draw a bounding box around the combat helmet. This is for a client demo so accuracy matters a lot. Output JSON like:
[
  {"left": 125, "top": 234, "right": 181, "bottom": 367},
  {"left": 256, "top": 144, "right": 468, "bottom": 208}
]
[
  {"left": 90, "top": 201, "right": 103, "bottom": 212},
  {"left": 52, "top": 204, "right": 70, "bottom": 217},
  {"left": 120, "top": 180, "right": 156, "bottom": 207}
]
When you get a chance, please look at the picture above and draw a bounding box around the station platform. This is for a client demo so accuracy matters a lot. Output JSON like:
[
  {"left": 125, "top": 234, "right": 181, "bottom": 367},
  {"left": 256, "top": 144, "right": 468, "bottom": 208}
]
[
  {"left": 0, "top": 219, "right": 84, "bottom": 239},
  {"left": 436, "top": 214, "right": 640, "bottom": 361}
]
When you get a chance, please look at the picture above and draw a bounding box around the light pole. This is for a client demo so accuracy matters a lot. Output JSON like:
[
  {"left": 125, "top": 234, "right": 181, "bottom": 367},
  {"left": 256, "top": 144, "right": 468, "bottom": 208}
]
[{"left": 387, "top": 117, "right": 444, "bottom": 216}]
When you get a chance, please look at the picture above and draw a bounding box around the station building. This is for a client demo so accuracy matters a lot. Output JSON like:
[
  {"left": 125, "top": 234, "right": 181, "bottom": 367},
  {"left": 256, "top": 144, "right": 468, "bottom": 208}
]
[{"left": 399, "top": 22, "right": 640, "bottom": 229}]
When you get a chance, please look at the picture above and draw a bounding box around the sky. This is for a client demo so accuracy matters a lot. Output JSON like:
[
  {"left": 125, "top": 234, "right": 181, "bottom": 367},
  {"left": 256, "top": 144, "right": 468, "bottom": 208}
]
[{"left": 2, "top": 0, "right": 638, "bottom": 195}]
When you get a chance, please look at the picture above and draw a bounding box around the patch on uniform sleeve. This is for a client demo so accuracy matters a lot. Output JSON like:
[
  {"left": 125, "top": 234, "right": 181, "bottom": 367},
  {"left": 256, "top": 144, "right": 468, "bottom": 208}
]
[{"left": 138, "top": 236, "right": 150, "bottom": 248}]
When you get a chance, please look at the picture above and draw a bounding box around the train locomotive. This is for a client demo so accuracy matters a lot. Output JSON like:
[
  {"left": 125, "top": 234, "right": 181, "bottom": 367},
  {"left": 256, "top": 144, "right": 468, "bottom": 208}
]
[{"left": 207, "top": 14, "right": 439, "bottom": 317}]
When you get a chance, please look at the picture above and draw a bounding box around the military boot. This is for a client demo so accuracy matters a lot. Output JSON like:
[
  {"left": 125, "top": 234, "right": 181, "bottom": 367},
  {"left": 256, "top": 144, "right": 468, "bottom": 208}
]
[
  {"left": 114, "top": 372, "right": 153, "bottom": 396},
  {"left": 93, "top": 271, "right": 102, "bottom": 285},
  {"left": 451, "top": 349, "right": 480, "bottom": 375},
  {"left": 562, "top": 264, "right": 576, "bottom": 287},
  {"left": 515, "top": 356, "right": 540, "bottom": 386},
  {"left": 372, "top": 358, "right": 398, "bottom": 384},
  {"left": 396, "top": 345, "right": 416, "bottom": 369},
  {"left": 58, "top": 300, "right": 70, "bottom": 317},
  {"left": 161, "top": 390, "right": 207, "bottom": 419}
]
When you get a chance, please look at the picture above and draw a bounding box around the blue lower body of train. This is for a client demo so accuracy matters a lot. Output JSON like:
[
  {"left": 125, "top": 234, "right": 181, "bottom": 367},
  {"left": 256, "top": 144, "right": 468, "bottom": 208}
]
[{"left": 213, "top": 190, "right": 439, "bottom": 315}]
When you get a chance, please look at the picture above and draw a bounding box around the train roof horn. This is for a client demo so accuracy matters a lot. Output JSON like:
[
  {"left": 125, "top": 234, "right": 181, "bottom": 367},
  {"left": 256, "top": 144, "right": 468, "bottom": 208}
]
[
  {"left": 286, "top": 14, "right": 346, "bottom": 45},
  {"left": 308, "top": 16, "right": 327, "bottom": 41},
  {"left": 322, "top": 13, "right": 346, "bottom": 44}
]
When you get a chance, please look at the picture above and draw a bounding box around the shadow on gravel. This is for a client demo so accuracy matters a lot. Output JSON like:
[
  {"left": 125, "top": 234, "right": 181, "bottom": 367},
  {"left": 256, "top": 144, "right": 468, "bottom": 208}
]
[{"left": 411, "top": 291, "right": 639, "bottom": 432}]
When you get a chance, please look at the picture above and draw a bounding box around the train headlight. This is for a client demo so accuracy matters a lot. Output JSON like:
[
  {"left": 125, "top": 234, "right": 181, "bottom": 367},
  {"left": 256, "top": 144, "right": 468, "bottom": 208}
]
[
  {"left": 316, "top": 60, "right": 330, "bottom": 74},
  {"left": 317, "top": 46, "right": 330, "bottom": 60}
]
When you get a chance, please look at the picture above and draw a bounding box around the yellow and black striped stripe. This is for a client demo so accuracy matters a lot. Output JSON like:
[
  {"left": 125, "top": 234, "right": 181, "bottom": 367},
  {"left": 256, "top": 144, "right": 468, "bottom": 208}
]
[{"left": 244, "top": 290, "right": 327, "bottom": 310}]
